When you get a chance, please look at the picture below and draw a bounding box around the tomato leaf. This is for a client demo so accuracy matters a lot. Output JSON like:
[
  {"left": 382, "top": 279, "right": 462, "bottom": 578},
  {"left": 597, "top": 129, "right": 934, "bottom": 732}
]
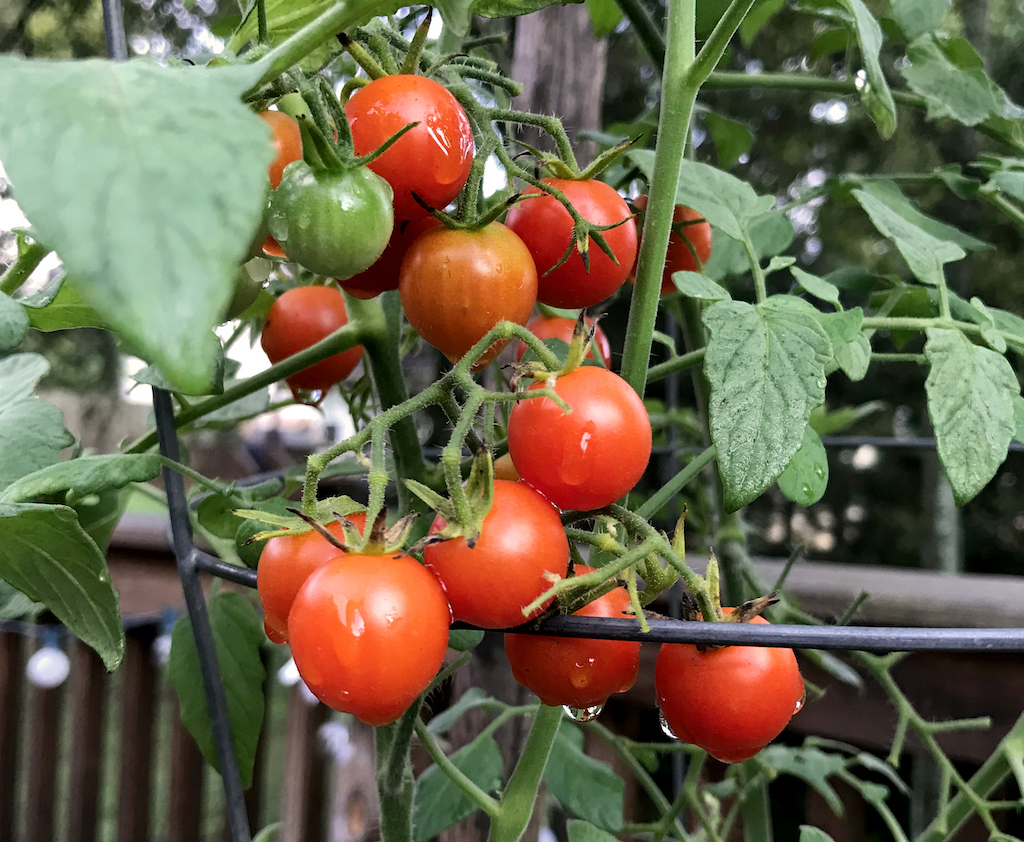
[
  {"left": 759, "top": 745, "right": 847, "bottom": 815},
  {"left": 167, "top": 592, "right": 266, "bottom": 788},
  {"left": 800, "top": 827, "right": 837, "bottom": 842},
  {"left": 0, "top": 579, "right": 41, "bottom": 621},
  {"left": 703, "top": 212, "right": 795, "bottom": 281},
  {"left": 738, "top": 0, "right": 785, "bottom": 45},
  {"left": 72, "top": 486, "right": 132, "bottom": 555},
  {"left": 777, "top": 426, "right": 829, "bottom": 507},
  {"left": 0, "top": 354, "right": 75, "bottom": 493},
  {"left": 924, "top": 328, "right": 1018, "bottom": 506},
  {"left": 836, "top": 0, "right": 896, "bottom": 138},
  {"left": 792, "top": 267, "right": 841, "bottom": 310},
  {"left": 670, "top": 271, "right": 731, "bottom": 301},
  {"left": 852, "top": 189, "right": 965, "bottom": 286},
  {"left": 545, "top": 725, "right": 624, "bottom": 832},
  {"left": 21, "top": 277, "right": 106, "bottom": 331},
  {"left": 412, "top": 733, "right": 502, "bottom": 842},
  {"left": 704, "top": 297, "right": 832, "bottom": 511},
  {"left": 567, "top": 819, "right": 621, "bottom": 842},
  {"left": 585, "top": 0, "right": 622, "bottom": 37},
  {"left": 815, "top": 307, "right": 870, "bottom": 381},
  {"left": 1013, "top": 395, "right": 1024, "bottom": 445},
  {"left": 0, "top": 502, "right": 124, "bottom": 670},
  {"left": 0, "top": 454, "right": 161, "bottom": 505},
  {"left": 0, "top": 57, "right": 272, "bottom": 395},
  {"left": 0, "top": 292, "right": 28, "bottom": 352},
  {"left": 701, "top": 111, "right": 754, "bottom": 171},
  {"left": 889, "top": 0, "right": 950, "bottom": 40}
]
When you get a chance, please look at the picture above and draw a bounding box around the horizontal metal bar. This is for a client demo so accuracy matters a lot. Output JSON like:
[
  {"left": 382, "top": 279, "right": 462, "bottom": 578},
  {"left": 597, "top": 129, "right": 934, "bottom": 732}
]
[{"left": 468, "top": 617, "right": 1024, "bottom": 653}]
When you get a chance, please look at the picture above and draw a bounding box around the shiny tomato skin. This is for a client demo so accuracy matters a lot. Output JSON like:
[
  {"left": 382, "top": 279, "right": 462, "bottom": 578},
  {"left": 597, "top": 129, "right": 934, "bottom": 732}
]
[
  {"left": 514, "top": 313, "right": 612, "bottom": 369},
  {"left": 507, "top": 366, "right": 652, "bottom": 511},
  {"left": 256, "top": 515, "right": 366, "bottom": 643},
  {"left": 288, "top": 553, "right": 452, "bottom": 726},
  {"left": 259, "top": 110, "right": 303, "bottom": 190},
  {"left": 345, "top": 75, "right": 474, "bottom": 221},
  {"left": 630, "top": 195, "right": 712, "bottom": 295},
  {"left": 340, "top": 217, "right": 441, "bottom": 299},
  {"left": 655, "top": 615, "right": 805, "bottom": 763},
  {"left": 260, "top": 286, "right": 363, "bottom": 396},
  {"left": 399, "top": 222, "right": 537, "bottom": 367},
  {"left": 505, "top": 179, "right": 637, "bottom": 309},
  {"left": 504, "top": 565, "right": 640, "bottom": 708},
  {"left": 423, "top": 480, "right": 569, "bottom": 629}
]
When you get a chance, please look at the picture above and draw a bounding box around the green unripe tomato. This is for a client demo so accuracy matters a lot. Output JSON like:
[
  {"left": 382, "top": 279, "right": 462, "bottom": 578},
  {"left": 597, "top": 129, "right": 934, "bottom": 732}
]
[{"left": 268, "top": 162, "right": 394, "bottom": 280}]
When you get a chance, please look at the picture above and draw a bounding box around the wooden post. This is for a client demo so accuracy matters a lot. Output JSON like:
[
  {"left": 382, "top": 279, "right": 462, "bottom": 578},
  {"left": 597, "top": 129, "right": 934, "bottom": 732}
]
[
  {"left": 280, "top": 686, "right": 330, "bottom": 842},
  {"left": 117, "top": 624, "right": 158, "bottom": 842},
  {"left": 24, "top": 639, "right": 66, "bottom": 842},
  {"left": 166, "top": 687, "right": 205, "bottom": 842},
  {"left": 66, "top": 641, "right": 108, "bottom": 842},
  {"left": 0, "top": 632, "right": 23, "bottom": 840}
]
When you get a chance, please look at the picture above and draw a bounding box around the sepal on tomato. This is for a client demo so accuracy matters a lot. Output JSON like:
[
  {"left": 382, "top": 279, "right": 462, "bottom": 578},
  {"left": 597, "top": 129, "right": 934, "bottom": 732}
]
[{"left": 405, "top": 449, "right": 496, "bottom": 549}]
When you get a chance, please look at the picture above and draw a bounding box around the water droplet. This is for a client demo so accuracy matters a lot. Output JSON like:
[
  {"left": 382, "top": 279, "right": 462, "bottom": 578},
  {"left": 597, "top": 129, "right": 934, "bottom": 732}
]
[
  {"left": 814, "top": 465, "right": 826, "bottom": 479},
  {"left": 292, "top": 387, "right": 325, "bottom": 406},
  {"left": 801, "top": 483, "right": 813, "bottom": 499},
  {"left": 563, "top": 704, "right": 603, "bottom": 722},
  {"left": 659, "top": 710, "right": 678, "bottom": 740},
  {"left": 793, "top": 689, "right": 806, "bottom": 715}
]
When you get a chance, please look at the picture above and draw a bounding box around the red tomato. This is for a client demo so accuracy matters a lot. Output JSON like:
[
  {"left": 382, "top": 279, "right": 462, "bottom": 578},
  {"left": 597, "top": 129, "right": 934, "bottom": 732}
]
[
  {"left": 262, "top": 234, "right": 287, "bottom": 258},
  {"left": 423, "top": 480, "right": 569, "bottom": 629},
  {"left": 288, "top": 553, "right": 452, "bottom": 726},
  {"left": 345, "top": 75, "right": 474, "bottom": 221},
  {"left": 507, "top": 366, "right": 652, "bottom": 511},
  {"left": 505, "top": 179, "right": 637, "bottom": 309},
  {"left": 340, "top": 217, "right": 441, "bottom": 299},
  {"left": 259, "top": 110, "right": 303, "bottom": 190},
  {"left": 629, "top": 195, "right": 712, "bottom": 295},
  {"left": 655, "top": 614, "right": 805, "bottom": 763},
  {"left": 260, "top": 286, "right": 364, "bottom": 399},
  {"left": 399, "top": 223, "right": 537, "bottom": 368},
  {"left": 514, "top": 313, "right": 612, "bottom": 369},
  {"left": 504, "top": 565, "right": 640, "bottom": 708},
  {"left": 256, "top": 514, "right": 366, "bottom": 643}
]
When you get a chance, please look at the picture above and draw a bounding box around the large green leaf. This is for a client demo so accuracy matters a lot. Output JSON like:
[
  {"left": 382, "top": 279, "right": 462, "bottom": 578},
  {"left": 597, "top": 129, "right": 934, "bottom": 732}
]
[
  {"left": 0, "top": 354, "right": 74, "bottom": 493},
  {"left": 412, "top": 733, "right": 503, "bottom": 842},
  {"left": 704, "top": 212, "right": 795, "bottom": 280},
  {"left": 759, "top": 745, "right": 847, "bottom": 814},
  {"left": 21, "top": 277, "right": 106, "bottom": 331},
  {"left": 852, "top": 189, "right": 965, "bottom": 286},
  {"left": 792, "top": 267, "right": 841, "bottom": 310},
  {"left": 567, "top": 820, "right": 620, "bottom": 842},
  {"left": 815, "top": 307, "right": 870, "bottom": 381},
  {"left": 0, "top": 502, "right": 124, "bottom": 670},
  {"left": 0, "top": 454, "right": 162, "bottom": 504},
  {"left": 924, "top": 329, "right": 1018, "bottom": 505},
  {"left": 545, "top": 725, "right": 624, "bottom": 832},
  {"left": 777, "top": 426, "right": 829, "bottom": 506},
  {"left": 0, "top": 57, "right": 272, "bottom": 394},
  {"left": 889, "top": 0, "right": 950, "bottom": 41},
  {"left": 902, "top": 35, "right": 1024, "bottom": 128},
  {"left": 837, "top": 0, "right": 896, "bottom": 138},
  {"left": 0, "top": 292, "right": 29, "bottom": 352},
  {"left": 704, "top": 297, "right": 832, "bottom": 511},
  {"left": 670, "top": 271, "right": 731, "bottom": 301},
  {"left": 167, "top": 592, "right": 266, "bottom": 788}
]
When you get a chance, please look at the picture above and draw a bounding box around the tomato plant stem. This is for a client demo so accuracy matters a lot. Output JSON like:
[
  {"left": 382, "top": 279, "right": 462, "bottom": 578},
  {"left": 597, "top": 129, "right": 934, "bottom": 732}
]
[
  {"left": 737, "top": 763, "right": 773, "bottom": 842},
  {"left": 743, "top": 238, "right": 768, "bottom": 303},
  {"left": 636, "top": 444, "right": 717, "bottom": 519},
  {"left": 487, "top": 704, "right": 563, "bottom": 842},
  {"left": 375, "top": 713, "right": 416, "bottom": 842},
  {"left": 863, "top": 315, "right": 1024, "bottom": 350},
  {"left": 0, "top": 241, "right": 47, "bottom": 296},
  {"left": 620, "top": 0, "right": 695, "bottom": 397},
  {"left": 256, "top": 0, "right": 267, "bottom": 44},
  {"left": 614, "top": 0, "right": 665, "bottom": 66},
  {"left": 646, "top": 347, "right": 706, "bottom": 382},
  {"left": 413, "top": 719, "right": 502, "bottom": 818}
]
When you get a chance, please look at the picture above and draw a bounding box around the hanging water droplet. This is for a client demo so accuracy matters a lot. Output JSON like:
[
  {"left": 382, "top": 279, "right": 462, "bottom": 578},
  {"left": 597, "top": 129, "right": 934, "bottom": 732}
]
[
  {"left": 801, "top": 483, "right": 813, "bottom": 500},
  {"left": 292, "top": 388, "right": 325, "bottom": 407},
  {"left": 793, "top": 688, "right": 807, "bottom": 715},
  {"left": 563, "top": 704, "right": 603, "bottom": 722},
  {"left": 814, "top": 465, "right": 826, "bottom": 479},
  {"left": 659, "top": 710, "right": 678, "bottom": 740}
]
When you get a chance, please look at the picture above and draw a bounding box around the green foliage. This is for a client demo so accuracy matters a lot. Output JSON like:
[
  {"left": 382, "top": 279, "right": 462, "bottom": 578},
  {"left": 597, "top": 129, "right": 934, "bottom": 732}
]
[
  {"left": 778, "top": 426, "right": 829, "bottom": 506},
  {"left": 0, "top": 454, "right": 162, "bottom": 505},
  {"left": 545, "top": 725, "right": 624, "bottom": 832},
  {"left": 167, "top": 592, "right": 266, "bottom": 788}
]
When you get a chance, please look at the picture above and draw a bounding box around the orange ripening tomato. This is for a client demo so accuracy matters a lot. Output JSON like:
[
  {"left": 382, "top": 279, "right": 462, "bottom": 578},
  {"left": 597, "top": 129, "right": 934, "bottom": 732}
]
[
  {"left": 259, "top": 110, "right": 303, "bottom": 190},
  {"left": 629, "top": 195, "right": 712, "bottom": 295},
  {"left": 514, "top": 312, "right": 613, "bottom": 370}
]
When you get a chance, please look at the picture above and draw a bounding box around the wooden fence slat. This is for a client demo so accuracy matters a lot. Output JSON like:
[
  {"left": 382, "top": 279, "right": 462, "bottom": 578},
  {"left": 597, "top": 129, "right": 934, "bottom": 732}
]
[
  {"left": 117, "top": 625, "right": 158, "bottom": 842},
  {"left": 66, "top": 642, "right": 108, "bottom": 842},
  {"left": 280, "top": 687, "right": 330, "bottom": 842},
  {"left": 165, "top": 689, "right": 205, "bottom": 842},
  {"left": 24, "top": 641, "right": 65, "bottom": 842},
  {"left": 0, "top": 633, "right": 23, "bottom": 841}
]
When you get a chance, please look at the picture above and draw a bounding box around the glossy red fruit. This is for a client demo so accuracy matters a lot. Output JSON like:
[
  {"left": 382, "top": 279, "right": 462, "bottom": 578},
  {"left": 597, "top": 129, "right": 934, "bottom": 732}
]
[
  {"left": 504, "top": 565, "right": 640, "bottom": 708},
  {"left": 423, "top": 480, "right": 569, "bottom": 629},
  {"left": 288, "top": 552, "right": 452, "bottom": 726},
  {"left": 630, "top": 195, "right": 712, "bottom": 295},
  {"left": 655, "top": 613, "right": 805, "bottom": 763}
]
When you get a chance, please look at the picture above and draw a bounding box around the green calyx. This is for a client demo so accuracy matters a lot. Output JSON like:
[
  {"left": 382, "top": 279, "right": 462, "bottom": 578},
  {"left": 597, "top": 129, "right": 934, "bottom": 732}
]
[{"left": 405, "top": 449, "right": 496, "bottom": 549}]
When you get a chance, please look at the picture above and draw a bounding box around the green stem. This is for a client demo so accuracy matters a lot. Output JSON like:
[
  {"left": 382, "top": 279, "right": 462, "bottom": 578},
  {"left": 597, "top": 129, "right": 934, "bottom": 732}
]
[
  {"left": 637, "top": 444, "right": 717, "bottom": 520},
  {"left": 256, "top": 0, "right": 268, "bottom": 44},
  {"left": 243, "top": 0, "right": 385, "bottom": 98},
  {"left": 614, "top": 0, "right": 665, "bottom": 67},
  {"left": 646, "top": 347, "right": 706, "bottom": 383},
  {"left": 738, "top": 763, "right": 773, "bottom": 842},
  {"left": 619, "top": 0, "right": 696, "bottom": 396},
  {"left": 414, "top": 719, "right": 502, "bottom": 818},
  {"left": 743, "top": 237, "right": 767, "bottom": 303},
  {"left": 375, "top": 712, "right": 416, "bottom": 842},
  {"left": 690, "top": 0, "right": 760, "bottom": 86},
  {"left": 0, "top": 242, "right": 48, "bottom": 296},
  {"left": 985, "top": 190, "right": 1024, "bottom": 230},
  {"left": 487, "top": 704, "right": 563, "bottom": 842}
]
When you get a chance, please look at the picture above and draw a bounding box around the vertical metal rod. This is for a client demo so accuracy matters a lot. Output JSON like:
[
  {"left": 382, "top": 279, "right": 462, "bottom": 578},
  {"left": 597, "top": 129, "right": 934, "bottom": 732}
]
[
  {"left": 101, "top": 0, "right": 128, "bottom": 61},
  {"left": 153, "top": 388, "right": 253, "bottom": 842}
]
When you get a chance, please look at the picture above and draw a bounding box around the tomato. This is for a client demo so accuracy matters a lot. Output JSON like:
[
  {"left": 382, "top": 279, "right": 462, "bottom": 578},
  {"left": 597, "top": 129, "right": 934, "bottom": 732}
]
[
  {"left": 259, "top": 110, "right": 303, "bottom": 190},
  {"left": 260, "top": 286, "right": 364, "bottom": 399},
  {"left": 399, "top": 222, "right": 537, "bottom": 367},
  {"left": 340, "top": 217, "right": 441, "bottom": 300},
  {"left": 655, "top": 614, "right": 805, "bottom": 763},
  {"left": 504, "top": 565, "right": 640, "bottom": 708},
  {"left": 262, "top": 234, "right": 287, "bottom": 258},
  {"left": 256, "top": 514, "right": 366, "bottom": 643},
  {"left": 514, "top": 312, "right": 612, "bottom": 369},
  {"left": 345, "top": 75, "right": 474, "bottom": 221},
  {"left": 507, "top": 366, "right": 652, "bottom": 511},
  {"left": 629, "top": 195, "right": 712, "bottom": 295},
  {"left": 423, "top": 480, "right": 569, "bottom": 629},
  {"left": 493, "top": 452, "right": 521, "bottom": 483},
  {"left": 268, "top": 162, "right": 394, "bottom": 279},
  {"left": 505, "top": 179, "right": 637, "bottom": 309},
  {"left": 288, "top": 552, "right": 452, "bottom": 726}
]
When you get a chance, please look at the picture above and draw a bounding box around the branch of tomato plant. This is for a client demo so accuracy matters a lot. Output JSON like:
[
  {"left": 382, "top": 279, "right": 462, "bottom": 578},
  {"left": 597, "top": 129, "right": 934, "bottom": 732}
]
[
  {"left": 613, "top": 0, "right": 666, "bottom": 67},
  {"left": 983, "top": 188, "right": 1024, "bottom": 233},
  {"left": 741, "top": 235, "right": 768, "bottom": 304},
  {"left": 646, "top": 346, "right": 706, "bottom": 383},
  {"left": 637, "top": 444, "right": 718, "bottom": 520},
  {"left": 0, "top": 241, "right": 48, "bottom": 296},
  {"left": 376, "top": 704, "right": 419, "bottom": 842},
  {"left": 413, "top": 718, "right": 502, "bottom": 818},
  {"left": 862, "top": 315, "right": 1024, "bottom": 352}
]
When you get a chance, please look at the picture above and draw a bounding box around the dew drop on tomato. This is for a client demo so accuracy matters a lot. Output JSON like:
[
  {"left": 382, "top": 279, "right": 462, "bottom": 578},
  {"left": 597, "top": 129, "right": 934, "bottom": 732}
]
[
  {"left": 557, "top": 421, "right": 598, "bottom": 485},
  {"left": 564, "top": 704, "right": 603, "bottom": 722},
  {"left": 292, "top": 388, "right": 325, "bottom": 406},
  {"left": 793, "top": 689, "right": 806, "bottom": 714},
  {"left": 659, "top": 710, "right": 678, "bottom": 740}
]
